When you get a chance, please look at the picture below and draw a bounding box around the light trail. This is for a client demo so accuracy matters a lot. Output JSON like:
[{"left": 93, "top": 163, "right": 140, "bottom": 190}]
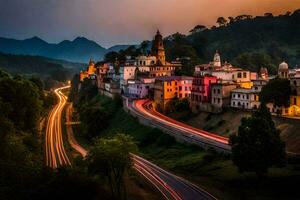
[
  {"left": 49, "top": 92, "right": 219, "bottom": 200},
  {"left": 131, "top": 99, "right": 231, "bottom": 152},
  {"left": 45, "top": 85, "right": 71, "bottom": 168}
]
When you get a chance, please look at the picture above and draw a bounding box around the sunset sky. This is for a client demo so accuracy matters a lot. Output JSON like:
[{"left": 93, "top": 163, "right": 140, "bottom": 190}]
[{"left": 0, "top": 0, "right": 299, "bottom": 47}]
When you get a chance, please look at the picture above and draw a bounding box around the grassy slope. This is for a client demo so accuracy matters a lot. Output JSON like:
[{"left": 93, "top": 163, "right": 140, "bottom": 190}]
[
  {"left": 168, "top": 109, "right": 300, "bottom": 153},
  {"left": 83, "top": 95, "right": 300, "bottom": 200}
]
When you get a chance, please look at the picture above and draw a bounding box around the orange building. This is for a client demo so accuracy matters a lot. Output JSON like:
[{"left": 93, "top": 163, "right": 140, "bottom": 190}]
[
  {"left": 154, "top": 76, "right": 193, "bottom": 111},
  {"left": 80, "top": 60, "right": 97, "bottom": 81}
]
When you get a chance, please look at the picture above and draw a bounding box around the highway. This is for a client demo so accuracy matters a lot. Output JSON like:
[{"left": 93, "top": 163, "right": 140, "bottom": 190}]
[
  {"left": 131, "top": 99, "right": 231, "bottom": 152},
  {"left": 132, "top": 154, "right": 217, "bottom": 200},
  {"left": 63, "top": 97, "right": 217, "bottom": 200},
  {"left": 66, "top": 103, "right": 88, "bottom": 157},
  {"left": 45, "top": 86, "right": 71, "bottom": 168}
]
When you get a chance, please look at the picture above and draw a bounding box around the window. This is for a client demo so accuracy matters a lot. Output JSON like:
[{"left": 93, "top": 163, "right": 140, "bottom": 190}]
[
  {"left": 185, "top": 94, "right": 188, "bottom": 97},
  {"left": 294, "top": 98, "right": 297, "bottom": 105},
  {"left": 185, "top": 87, "right": 187, "bottom": 91},
  {"left": 294, "top": 80, "right": 297, "bottom": 86},
  {"left": 213, "top": 89, "right": 216, "bottom": 94},
  {"left": 179, "top": 94, "right": 182, "bottom": 98},
  {"left": 179, "top": 86, "right": 182, "bottom": 91},
  {"left": 217, "top": 89, "right": 220, "bottom": 94},
  {"left": 243, "top": 72, "right": 247, "bottom": 78},
  {"left": 237, "top": 73, "right": 242, "bottom": 78}
]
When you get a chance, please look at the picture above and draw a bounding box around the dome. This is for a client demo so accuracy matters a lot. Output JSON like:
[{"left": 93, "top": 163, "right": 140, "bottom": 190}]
[
  {"left": 260, "top": 67, "right": 268, "bottom": 74},
  {"left": 279, "top": 61, "right": 288, "bottom": 70},
  {"left": 213, "top": 51, "right": 221, "bottom": 62}
]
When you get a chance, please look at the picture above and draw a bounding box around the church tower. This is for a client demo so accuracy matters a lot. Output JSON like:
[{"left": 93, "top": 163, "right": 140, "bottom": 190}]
[
  {"left": 151, "top": 30, "right": 166, "bottom": 65},
  {"left": 213, "top": 50, "right": 221, "bottom": 67}
]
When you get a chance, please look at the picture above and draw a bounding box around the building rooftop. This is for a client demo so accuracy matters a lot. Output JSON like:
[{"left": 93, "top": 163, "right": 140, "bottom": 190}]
[
  {"left": 231, "top": 88, "right": 259, "bottom": 94},
  {"left": 155, "top": 76, "right": 193, "bottom": 82}
]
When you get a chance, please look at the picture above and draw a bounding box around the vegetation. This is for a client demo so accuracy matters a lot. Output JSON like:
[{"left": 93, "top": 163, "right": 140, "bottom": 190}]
[
  {"left": 0, "top": 52, "right": 64, "bottom": 75},
  {"left": 165, "top": 97, "right": 190, "bottom": 113},
  {"left": 87, "top": 134, "right": 137, "bottom": 199},
  {"left": 260, "top": 78, "right": 292, "bottom": 107},
  {"left": 230, "top": 104, "right": 286, "bottom": 176},
  {"left": 165, "top": 9, "right": 300, "bottom": 75},
  {"left": 71, "top": 78, "right": 300, "bottom": 199}
]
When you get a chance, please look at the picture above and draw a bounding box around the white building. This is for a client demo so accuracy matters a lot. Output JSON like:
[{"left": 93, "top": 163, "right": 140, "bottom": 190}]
[
  {"left": 231, "top": 88, "right": 260, "bottom": 110},
  {"left": 211, "top": 83, "right": 238, "bottom": 109},
  {"left": 126, "top": 78, "right": 155, "bottom": 99}
]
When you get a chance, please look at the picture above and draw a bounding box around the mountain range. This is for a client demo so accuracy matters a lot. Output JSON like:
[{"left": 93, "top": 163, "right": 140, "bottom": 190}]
[{"left": 0, "top": 36, "right": 134, "bottom": 63}]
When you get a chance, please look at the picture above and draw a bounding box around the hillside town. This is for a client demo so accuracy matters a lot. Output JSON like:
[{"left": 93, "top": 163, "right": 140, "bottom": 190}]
[{"left": 79, "top": 30, "right": 300, "bottom": 118}]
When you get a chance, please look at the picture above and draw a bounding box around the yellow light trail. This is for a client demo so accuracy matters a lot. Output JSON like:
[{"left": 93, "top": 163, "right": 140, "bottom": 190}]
[{"left": 45, "top": 86, "right": 71, "bottom": 169}]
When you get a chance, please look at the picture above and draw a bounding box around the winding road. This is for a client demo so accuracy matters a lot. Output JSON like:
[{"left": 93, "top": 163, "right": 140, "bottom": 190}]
[
  {"left": 45, "top": 87, "right": 218, "bottom": 199},
  {"left": 130, "top": 99, "right": 231, "bottom": 152},
  {"left": 45, "top": 85, "right": 71, "bottom": 168}
]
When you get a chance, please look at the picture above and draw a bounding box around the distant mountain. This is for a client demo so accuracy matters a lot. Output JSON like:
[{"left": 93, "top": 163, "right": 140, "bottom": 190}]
[
  {"left": 0, "top": 36, "right": 134, "bottom": 63},
  {"left": 107, "top": 44, "right": 138, "bottom": 52},
  {"left": 0, "top": 52, "right": 67, "bottom": 75}
]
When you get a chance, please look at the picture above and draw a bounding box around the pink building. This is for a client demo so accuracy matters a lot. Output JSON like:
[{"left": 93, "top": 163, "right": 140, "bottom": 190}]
[
  {"left": 177, "top": 76, "right": 193, "bottom": 98},
  {"left": 191, "top": 74, "right": 217, "bottom": 111}
]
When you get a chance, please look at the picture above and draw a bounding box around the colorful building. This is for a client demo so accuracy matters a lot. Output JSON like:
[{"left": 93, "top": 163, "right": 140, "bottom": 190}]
[
  {"left": 211, "top": 83, "right": 238, "bottom": 110},
  {"left": 79, "top": 60, "right": 97, "bottom": 81},
  {"left": 119, "top": 31, "right": 181, "bottom": 91},
  {"left": 126, "top": 78, "right": 155, "bottom": 99},
  {"left": 230, "top": 88, "right": 260, "bottom": 110},
  {"left": 190, "top": 74, "right": 217, "bottom": 112},
  {"left": 154, "top": 76, "right": 193, "bottom": 111}
]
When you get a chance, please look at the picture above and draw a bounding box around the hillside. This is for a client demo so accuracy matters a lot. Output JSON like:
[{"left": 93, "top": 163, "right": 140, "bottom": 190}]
[
  {"left": 171, "top": 110, "right": 300, "bottom": 153},
  {"left": 164, "top": 9, "right": 300, "bottom": 75},
  {"left": 0, "top": 52, "right": 66, "bottom": 75}
]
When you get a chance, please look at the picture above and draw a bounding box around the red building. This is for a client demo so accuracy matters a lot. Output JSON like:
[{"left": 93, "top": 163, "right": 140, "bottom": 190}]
[{"left": 190, "top": 74, "right": 217, "bottom": 111}]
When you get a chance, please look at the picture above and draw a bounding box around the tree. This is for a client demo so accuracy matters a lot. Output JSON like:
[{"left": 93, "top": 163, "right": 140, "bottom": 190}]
[
  {"left": 104, "top": 51, "right": 120, "bottom": 63},
  {"left": 0, "top": 74, "right": 42, "bottom": 132},
  {"left": 260, "top": 78, "right": 291, "bottom": 107},
  {"left": 87, "top": 134, "right": 137, "bottom": 199},
  {"left": 229, "top": 104, "right": 286, "bottom": 176},
  {"left": 189, "top": 25, "right": 207, "bottom": 34},
  {"left": 216, "top": 17, "right": 227, "bottom": 26},
  {"left": 140, "top": 40, "right": 149, "bottom": 55},
  {"left": 80, "top": 106, "right": 111, "bottom": 139}
]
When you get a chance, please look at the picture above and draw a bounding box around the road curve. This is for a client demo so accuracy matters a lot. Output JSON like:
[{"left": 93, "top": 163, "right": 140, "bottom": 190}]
[
  {"left": 64, "top": 98, "right": 217, "bottom": 200},
  {"left": 45, "top": 86, "right": 71, "bottom": 168},
  {"left": 131, "top": 99, "right": 231, "bottom": 152},
  {"left": 132, "top": 154, "right": 217, "bottom": 200}
]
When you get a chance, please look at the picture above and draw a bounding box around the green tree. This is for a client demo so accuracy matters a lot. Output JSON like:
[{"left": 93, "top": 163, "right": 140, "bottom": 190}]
[
  {"left": 216, "top": 17, "right": 227, "bottom": 26},
  {"left": 0, "top": 74, "right": 42, "bottom": 132},
  {"left": 80, "top": 106, "right": 111, "bottom": 139},
  {"left": 229, "top": 104, "right": 286, "bottom": 176},
  {"left": 87, "top": 134, "right": 137, "bottom": 199},
  {"left": 260, "top": 78, "right": 291, "bottom": 107}
]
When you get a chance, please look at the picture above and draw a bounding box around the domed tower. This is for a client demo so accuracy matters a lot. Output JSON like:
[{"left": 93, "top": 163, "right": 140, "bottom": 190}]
[
  {"left": 151, "top": 30, "right": 166, "bottom": 65},
  {"left": 259, "top": 67, "right": 269, "bottom": 79},
  {"left": 213, "top": 50, "right": 221, "bottom": 67},
  {"left": 278, "top": 61, "right": 289, "bottom": 79}
]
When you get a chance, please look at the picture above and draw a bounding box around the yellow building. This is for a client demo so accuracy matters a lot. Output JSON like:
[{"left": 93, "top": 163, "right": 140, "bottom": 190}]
[
  {"left": 80, "top": 60, "right": 96, "bottom": 81},
  {"left": 239, "top": 81, "right": 253, "bottom": 89},
  {"left": 154, "top": 76, "right": 193, "bottom": 112},
  {"left": 287, "top": 96, "right": 300, "bottom": 116}
]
